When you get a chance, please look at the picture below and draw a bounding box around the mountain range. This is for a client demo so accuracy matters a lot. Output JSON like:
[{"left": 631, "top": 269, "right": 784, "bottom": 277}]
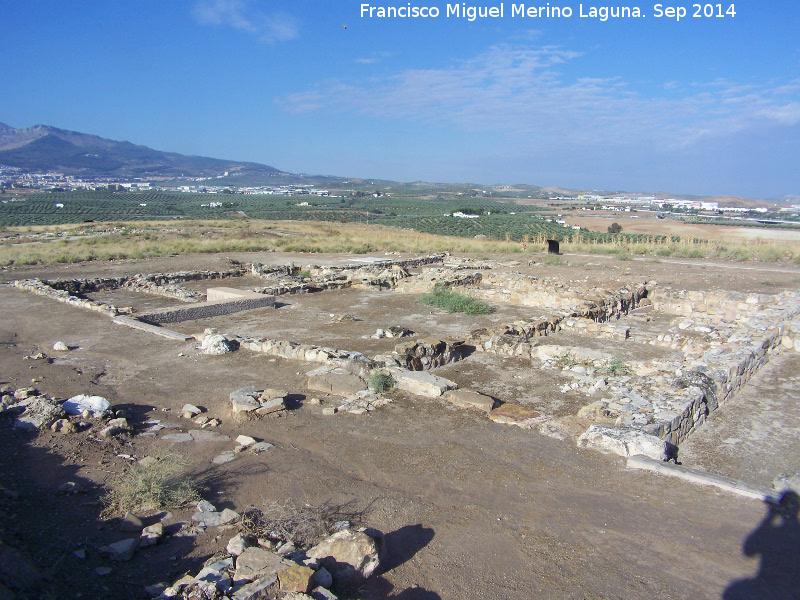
[{"left": 0, "top": 123, "right": 284, "bottom": 179}]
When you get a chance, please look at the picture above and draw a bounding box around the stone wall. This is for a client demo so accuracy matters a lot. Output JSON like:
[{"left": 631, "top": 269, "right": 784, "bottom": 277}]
[
  {"left": 574, "top": 292, "right": 800, "bottom": 447},
  {"left": 12, "top": 279, "right": 121, "bottom": 316},
  {"left": 137, "top": 296, "right": 276, "bottom": 324},
  {"left": 655, "top": 289, "right": 779, "bottom": 321},
  {"left": 44, "top": 268, "right": 245, "bottom": 302},
  {"left": 473, "top": 273, "right": 648, "bottom": 321},
  {"left": 238, "top": 337, "right": 377, "bottom": 377}
]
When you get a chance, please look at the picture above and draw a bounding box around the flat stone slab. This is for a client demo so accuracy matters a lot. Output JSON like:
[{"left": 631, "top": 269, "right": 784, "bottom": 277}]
[
  {"left": 307, "top": 370, "right": 367, "bottom": 396},
  {"left": 212, "top": 451, "right": 236, "bottom": 464},
  {"left": 231, "top": 575, "right": 278, "bottom": 600},
  {"left": 443, "top": 389, "right": 497, "bottom": 413},
  {"left": 206, "top": 287, "right": 265, "bottom": 302},
  {"left": 389, "top": 370, "right": 457, "bottom": 397},
  {"left": 234, "top": 547, "right": 294, "bottom": 585},
  {"left": 112, "top": 316, "right": 194, "bottom": 341},
  {"left": 161, "top": 432, "right": 194, "bottom": 442},
  {"left": 189, "top": 429, "right": 231, "bottom": 442},
  {"left": 627, "top": 455, "right": 782, "bottom": 502},
  {"left": 488, "top": 403, "right": 546, "bottom": 426}
]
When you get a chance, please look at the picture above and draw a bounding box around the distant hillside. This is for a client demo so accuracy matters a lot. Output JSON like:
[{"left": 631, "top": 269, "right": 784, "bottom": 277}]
[{"left": 0, "top": 123, "right": 285, "bottom": 179}]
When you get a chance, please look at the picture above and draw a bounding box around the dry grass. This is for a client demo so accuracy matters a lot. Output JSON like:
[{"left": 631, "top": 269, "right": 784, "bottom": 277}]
[
  {"left": 1, "top": 219, "right": 799, "bottom": 266},
  {"left": 240, "top": 500, "right": 365, "bottom": 549},
  {"left": 100, "top": 451, "right": 200, "bottom": 517}
]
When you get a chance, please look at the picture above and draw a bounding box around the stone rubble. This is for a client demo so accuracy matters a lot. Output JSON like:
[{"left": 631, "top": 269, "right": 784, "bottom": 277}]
[
  {"left": 8, "top": 254, "right": 800, "bottom": 460},
  {"left": 145, "top": 498, "right": 388, "bottom": 600}
]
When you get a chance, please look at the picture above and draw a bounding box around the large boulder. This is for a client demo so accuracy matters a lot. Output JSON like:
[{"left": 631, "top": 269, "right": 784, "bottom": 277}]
[
  {"left": 577, "top": 425, "right": 675, "bottom": 461},
  {"left": 202, "top": 334, "right": 236, "bottom": 355},
  {"left": 307, "top": 529, "right": 382, "bottom": 584}
]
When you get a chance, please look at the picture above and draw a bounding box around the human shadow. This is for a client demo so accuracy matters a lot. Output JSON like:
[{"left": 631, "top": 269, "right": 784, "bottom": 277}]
[
  {"left": 723, "top": 491, "right": 800, "bottom": 600},
  {"left": 352, "top": 524, "right": 439, "bottom": 600},
  {"left": 380, "top": 524, "right": 436, "bottom": 573}
]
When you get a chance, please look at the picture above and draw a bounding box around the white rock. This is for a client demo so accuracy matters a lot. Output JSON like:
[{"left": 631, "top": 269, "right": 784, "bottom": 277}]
[
  {"left": 226, "top": 533, "right": 251, "bottom": 556},
  {"left": 52, "top": 341, "right": 69, "bottom": 351},
  {"left": 577, "top": 425, "right": 673, "bottom": 461},
  {"left": 201, "top": 334, "right": 234, "bottom": 355},
  {"left": 235, "top": 435, "right": 257, "bottom": 447},
  {"left": 389, "top": 370, "right": 457, "bottom": 397},
  {"left": 62, "top": 395, "right": 110, "bottom": 417},
  {"left": 307, "top": 529, "right": 382, "bottom": 583}
]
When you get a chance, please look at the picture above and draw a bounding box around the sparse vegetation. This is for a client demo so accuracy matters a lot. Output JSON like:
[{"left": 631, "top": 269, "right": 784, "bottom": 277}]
[
  {"left": 554, "top": 350, "right": 584, "bottom": 369},
  {"left": 1, "top": 210, "right": 798, "bottom": 268},
  {"left": 419, "top": 284, "right": 493, "bottom": 315},
  {"left": 543, "top": 254, "right": 565, "bottom": 266},
  {"left": 367, "top": 370, "right": 396, "bottom": 393},
  {"left": 240, "top": 500, "right": 365, "bottom": 549},
  {"left": 605, "top": 358, "right": 631, "bottom": 376},
  {"left": 101, "top": 451, "right": 200, "bottom": 517}
]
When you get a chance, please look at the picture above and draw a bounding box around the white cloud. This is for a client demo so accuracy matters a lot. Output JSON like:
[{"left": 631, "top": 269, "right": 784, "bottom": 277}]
[
  {"left": 193, "top": 0, "right": 298, "bottom": 43},
  {"left": 277, "top": 43, "right": 800, "bottom": 151}
]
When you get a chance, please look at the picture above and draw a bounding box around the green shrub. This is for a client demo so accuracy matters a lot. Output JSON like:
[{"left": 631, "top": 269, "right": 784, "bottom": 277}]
[
  {"left": 605, "top": 358, "right": 630, "bottom": 376},
  {"left": 368, "top": 371, "right": 396, "bottom": 393},
  {"left": 419, "top": 285, "right": 492, "bottom": 315}
]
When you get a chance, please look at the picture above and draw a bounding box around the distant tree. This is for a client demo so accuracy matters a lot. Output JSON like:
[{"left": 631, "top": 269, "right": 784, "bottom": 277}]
[{"left": 608, "top": 222, "right": 623, "bottom": 234}]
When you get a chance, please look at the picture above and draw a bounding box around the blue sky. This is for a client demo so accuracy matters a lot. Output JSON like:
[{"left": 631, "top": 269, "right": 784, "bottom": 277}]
[{"left": 2, "top": 1, "right": 798, "bottom": 198}]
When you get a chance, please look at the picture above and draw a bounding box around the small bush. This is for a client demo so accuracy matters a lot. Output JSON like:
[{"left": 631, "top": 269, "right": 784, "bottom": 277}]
[
  {"left": 605, "top": 358, "right": 630, "bottom": 376},
  {"left": 241, "top": 500, "right": 365, "bottom": 549},
  {"left": 368, "top": 371, "right": 395, "bottom": 393},
  {"left": 101, "top": 451, "right": 200, "bottom": 517},
  {"left": 419, "top": 285, "right": 492, "bottom": 315},
  {"left": 554, "top": 350, "right": 579, "bottom": 369}
]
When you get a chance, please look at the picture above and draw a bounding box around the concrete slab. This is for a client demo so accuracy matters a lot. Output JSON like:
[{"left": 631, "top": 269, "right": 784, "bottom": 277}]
[
  {"left": 627, "top": 455, "right": 782, "bottom": 502},
  {"left": 206, "top": 287, "right": 265, "bottom": 302},
  {"left": 112, "top": 316, "right": 194, "bottom": 341}
]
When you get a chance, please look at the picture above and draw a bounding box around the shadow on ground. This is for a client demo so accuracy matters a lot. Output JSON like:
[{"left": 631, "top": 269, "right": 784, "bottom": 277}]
[
  {"left": 723, "top": 492, "right": 800, "bottom": 600},
  {"left": 356, "top": 524, "right": 440, "bottom": 600},
  {"left": 0, "top": 415, "right": 204, "bottom": 599}
]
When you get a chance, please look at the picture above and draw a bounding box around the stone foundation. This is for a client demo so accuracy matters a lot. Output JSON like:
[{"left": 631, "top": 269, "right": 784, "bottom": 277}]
[{"left": 137, "top": 295, "right": 276, "bottom": 324}]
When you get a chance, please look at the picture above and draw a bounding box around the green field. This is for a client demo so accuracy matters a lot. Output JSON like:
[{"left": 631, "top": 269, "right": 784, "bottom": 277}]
[{"left": 0, "top": 190, "right": 666, "bottom": 244}]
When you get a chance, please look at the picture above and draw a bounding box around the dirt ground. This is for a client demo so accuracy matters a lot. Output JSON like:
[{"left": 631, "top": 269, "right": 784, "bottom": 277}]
[
  {"left": 2, "top": 251, "right": 800, "bottom": 599},
  {"left": 679, "top": 352, "right": 800, "bottom": 488}
]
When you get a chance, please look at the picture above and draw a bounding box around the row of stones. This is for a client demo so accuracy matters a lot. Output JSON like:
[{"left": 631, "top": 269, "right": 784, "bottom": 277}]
[
  {"left": 12, "top": 279, "right": 126, "bottom": 316},
  {"left": 45, "top": 268, "right": 246, "bottom": 302},
  {"left": 656, "top": 288, "right": 786, "bottom": 321},
  {"left": 226, "top": 332, "right": 467, "bottom": 376},
  {"left": 574, "top": 296, "right": 800, "bottom": 449},
  {"left": 473, "top": 272, "right": 649, "bottom": 320}
]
